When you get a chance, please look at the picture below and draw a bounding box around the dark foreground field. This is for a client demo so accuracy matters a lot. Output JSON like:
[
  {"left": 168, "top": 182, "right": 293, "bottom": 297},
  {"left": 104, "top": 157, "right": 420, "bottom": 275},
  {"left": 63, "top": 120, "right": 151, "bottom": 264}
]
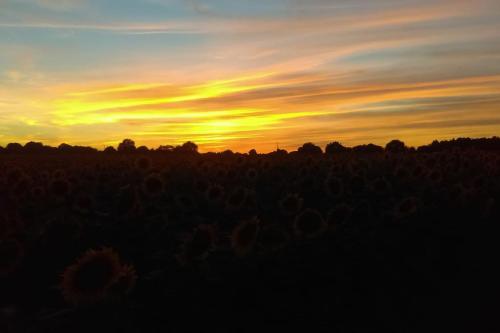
[{"left": 1, "top": 139, "right": 500, "bottom": 332}]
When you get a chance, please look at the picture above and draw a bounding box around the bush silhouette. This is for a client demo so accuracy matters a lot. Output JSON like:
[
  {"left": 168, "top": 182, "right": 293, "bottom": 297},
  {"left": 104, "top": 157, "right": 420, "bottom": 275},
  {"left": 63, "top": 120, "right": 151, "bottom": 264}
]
[
  {"left": 118, "top": 138, "right": 136, "bottom": 153},
  {"left": 325, "top": 141, "right": 350, "bottom": 155},
  {"left": 385, "top": 139, "right": 408, "bottom": 153},
  {"left": 298, "top": 142, "right": 322, "bottom": 155}
]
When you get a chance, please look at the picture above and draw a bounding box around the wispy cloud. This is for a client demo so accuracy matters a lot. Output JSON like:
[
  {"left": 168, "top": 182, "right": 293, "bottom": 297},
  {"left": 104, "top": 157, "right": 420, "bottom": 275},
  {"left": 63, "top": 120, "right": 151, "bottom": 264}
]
[
  {"left": 1, "top": 0, "right": 500, "bottom": 150},
  {"left": 0, "top": 21, "right": 202, "bottom": 34}
]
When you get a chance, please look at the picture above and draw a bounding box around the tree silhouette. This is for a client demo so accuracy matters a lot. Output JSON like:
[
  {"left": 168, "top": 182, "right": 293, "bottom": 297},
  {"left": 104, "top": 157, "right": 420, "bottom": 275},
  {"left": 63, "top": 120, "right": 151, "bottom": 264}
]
[
  {"left": 137, "top": 145, "right": 149, "bottom": 153},
  {"left": 118, "top": 139, "right": 136, "bottom": 153},
  {"left": 104, "top": 146, "right": 116, "bottom": 153},
  {"left": 385, "top": 140, "right": 408, "bottom": 153},
  {"left": 58, "top": 143, "right": 73, "bottom": 152},
  {"left": 352, "top": 144, "right": 384, "bottom": 153},
  {"left": 6, "top": 142, "right": 23, "bottom": 153},
  {"left": 298, "top": 142, "right": 322, "bottom": 155},
  {"left": 325, "top": 141, "right": 349, "bottom": 155},
  {"left": 174, "top": 141, "right": 198, "bottom": 154},
  {"left": 24, "top": 141, "right": 45, "bottom": 153},
  {"left": 157, "top": 145, "right": 174, "bottom": 152},
  {"left": 221, "top": 149, "right": 234, "bottom": 157}
]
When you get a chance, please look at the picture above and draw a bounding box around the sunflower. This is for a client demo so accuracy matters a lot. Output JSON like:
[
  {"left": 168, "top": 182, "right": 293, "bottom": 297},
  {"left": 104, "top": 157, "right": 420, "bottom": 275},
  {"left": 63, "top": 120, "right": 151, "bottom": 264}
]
[
  {"left": 394, "top": 197, "right": 418, "bottom": 220},
  {"left": 327, "top": 203, "right": 353, "bottom": 230},
  {"left": 52, "top": 169, "right": 67, "bottom": 180},
  {"left": 279, "top": 193, "right": 303, "bottom": 216},
  {"left": 30, "top": 186, "right": 46, "bottom": 201},
  {"left": 226, "top": 187, "right": 247, "bottom": 211},
  {"left": 115, "top": 185, "right": 139, "bottom": 215},
  {"left": 231, "top": 217, "right": 260, "bottom": 257},
  {"left": 205, "top": 184, "right": 224, "bottom": 204},
  {"left": 135, "top": 156, "right": 152, "bottom": 171},
  {"left": 324, "top": 175, "right": 344, "bottom": 198},
  {"left": 294, "top": 209, "right": 327, "bottom": 239},
  {"left": 194, "top": 178, "right": 209, "bottom": 194},
  {"left": 108, "top": 264, "right": 137, "bottom": 299},
  {"left": 142, "top": 173, "right": 164, "bottom": 197},
  {"left": 245, "top": 168, "right": 258, "bottom": 182},
  {"left": 6, "top": 168, "right": 23, "bottom": 185},
  {"left": 174, "top": 194, "right": 195, "bottom": 212},
  {"left": 73, "top": 193, "right": 94, "bottom": 214},
  {"left": 371, "top": 178, "right": 391, "bottom": 196},
  {"left": 50, "top": 178, "right": 70, "bottom": 198},
  {"left": 178, "top": 224, "right": 216, "bottom": 264},
  {"left": 258, "top": 225, "right": 289, "bottom": 253},
  {"left": 60, "top": 248, "right": 133, "bottom": 305}
]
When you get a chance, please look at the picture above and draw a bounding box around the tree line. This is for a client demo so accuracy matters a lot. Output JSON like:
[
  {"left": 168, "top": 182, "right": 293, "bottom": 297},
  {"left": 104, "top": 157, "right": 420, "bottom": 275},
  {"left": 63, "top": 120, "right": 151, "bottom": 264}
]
[{"left": 1, "top": 137, "right": 499, "bottom": 155}]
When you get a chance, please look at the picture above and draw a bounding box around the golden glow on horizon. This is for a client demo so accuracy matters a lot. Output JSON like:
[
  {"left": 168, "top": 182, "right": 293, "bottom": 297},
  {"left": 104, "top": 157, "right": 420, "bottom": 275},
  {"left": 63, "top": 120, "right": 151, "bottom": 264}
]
[
  {"left": 2, "top": 0, "right": 500, "bottom": 151},
  {"left": 23, "top": 72, "right": 498, "bottom": 152}
]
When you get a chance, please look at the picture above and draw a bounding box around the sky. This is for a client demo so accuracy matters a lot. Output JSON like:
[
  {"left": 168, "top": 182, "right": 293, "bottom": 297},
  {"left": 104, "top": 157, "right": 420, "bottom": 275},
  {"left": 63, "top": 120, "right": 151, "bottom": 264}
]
[{"left": 1, "top": 0, "right": 500, "bottom": 152}]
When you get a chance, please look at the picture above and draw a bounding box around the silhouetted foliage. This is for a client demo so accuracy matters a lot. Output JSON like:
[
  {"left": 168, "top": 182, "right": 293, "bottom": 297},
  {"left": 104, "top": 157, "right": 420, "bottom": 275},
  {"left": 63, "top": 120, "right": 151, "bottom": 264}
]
[
  {"left": 157, "top": 145, "right": 174, "bottom": 152},
  {"left": 352, "top": 143, "right": 384, "bottom": 153},
  {"left": 174, "top": 141, "right": 198, "bottom": 154},
  {"left": 325, "top": 141, "right": 350, "bottom": 155},
  {"left": 24, "top": 141, "right": 45, "bottom": 153},
  {"left": 58, "top": 143, "right": 73, "bottom": 152},
  {"left": 418, "top": 136, "right": 500, "bottom": 152},
  {"left": 137, "top": 145, "right": 149, "bottom": 153},
  {"left": 385, "top": 139, "right": 408, "bottom": 153},
  {"left": 297, "top": 142, "right": 322, "bottom": 155},
  {"left": 104, "top": 146, "right": 116, "bottom": 153},
  {"left": 117, "top": 138, "right": 136, "bottom": 153},
  {"left": 221, "top": 149, "right": 234, "bottom": 158},
  {"left": 271, "top": 148, "right": 288, "bottom": 157},
  {"left": 6, "top": 142, "right": 23, "bottom": 153}
]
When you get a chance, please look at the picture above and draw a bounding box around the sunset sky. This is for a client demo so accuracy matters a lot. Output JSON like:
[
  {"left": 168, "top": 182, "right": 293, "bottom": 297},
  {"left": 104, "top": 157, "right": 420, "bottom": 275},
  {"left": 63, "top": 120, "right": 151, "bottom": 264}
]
[{"left": 1, "top": 0, "right": 500, "bottom": 152}]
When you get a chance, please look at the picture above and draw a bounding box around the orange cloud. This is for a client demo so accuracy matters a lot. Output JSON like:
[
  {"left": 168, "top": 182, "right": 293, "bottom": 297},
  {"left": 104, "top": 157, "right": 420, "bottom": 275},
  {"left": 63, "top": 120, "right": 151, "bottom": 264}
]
[{"left": 17, "top": 71, "right": 494, "bottom": 151}]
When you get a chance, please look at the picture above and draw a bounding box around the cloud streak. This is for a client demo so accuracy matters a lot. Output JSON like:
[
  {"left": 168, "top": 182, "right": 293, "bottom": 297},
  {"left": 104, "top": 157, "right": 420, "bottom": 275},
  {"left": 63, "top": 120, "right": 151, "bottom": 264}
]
[{"left": 1, "top": 0, "right": 500, "bottom": 151}]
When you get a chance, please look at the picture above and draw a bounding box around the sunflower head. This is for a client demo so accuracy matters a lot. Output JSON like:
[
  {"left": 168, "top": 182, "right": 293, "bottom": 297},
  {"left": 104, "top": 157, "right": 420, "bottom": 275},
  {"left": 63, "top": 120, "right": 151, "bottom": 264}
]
[
  {"left": 428, "top": 170, "right": 443, "bottom": 184},
  {"left": 324, "top": 175, "right": 344, "bottom": 198},
  {"left": 60, "top": 248, "right": 134, "bottom": 306},
  {"left": 226, "top": 187, "right": 247, "bottom": 211},
  {"left": 231, "top": 217, "right": 260, "bottom": 257},
  {"left": 327, "top": 203, "right": 353, "bottom": 230},
  {"left": 174, "top": 194, "right": 195, "bottom": 212},
  {"left": 108, "top": 264, "right": 137, "bottom": 300},
  {"left": 52, "top": 169, "right": 67, "bottom": 180},
  {"left": 294, "top": 209, "right": 326, "bottom": 239},
  {"left": 394, "top": 197, "right": 418, "bottom": 220},
  {"left": 6, "top": 168, "right": 23, "bottom": 185},
  {"left": 142, "top": 173, "right": 164, "bottom": 197},
  {"left": 194, "top": 178, "right": 209, "bottom": 194},
  {"left": 371, "top": 178, "right": 390, "bottom": 196},
  {"left": 205, "top": 184, "right": 224, "bottom": 204},
  {"left": 73, "top": 193, "right": 94, "bottom": 213},
  {"left": 115, "top": 185, "right": 139, "bottom": 215},
  {"left": 179, "top": 224, "right": 216, "bottom": 264},
  {"left": 50, "top": 178, "right": 71, "bottom": 198},
  {"left": 30, "top": 186, "right": 46, "bottom": 200},
  {"left": 258, "top": 225, "right": 289, "bottom": 253},
  {"left": 135, "top": 156, "right": 152, "bottom": 171},
  {"left": 279, "top": 193, "right": 303, "bottom": 216},
  {"left": 246, "top": 168, "right": 258, "bottom": 182}
]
